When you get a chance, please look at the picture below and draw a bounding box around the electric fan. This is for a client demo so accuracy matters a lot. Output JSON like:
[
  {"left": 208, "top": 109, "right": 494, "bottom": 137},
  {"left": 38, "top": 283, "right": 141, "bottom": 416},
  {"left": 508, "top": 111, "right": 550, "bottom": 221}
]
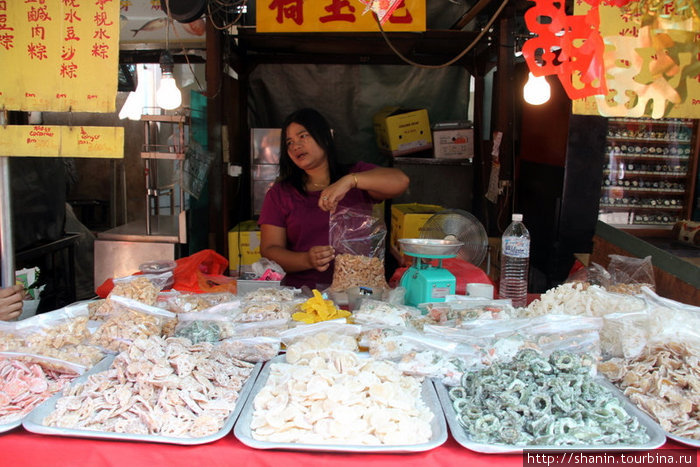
[{"left": 419, "top": 208, "right": 488, "bottom": 267}]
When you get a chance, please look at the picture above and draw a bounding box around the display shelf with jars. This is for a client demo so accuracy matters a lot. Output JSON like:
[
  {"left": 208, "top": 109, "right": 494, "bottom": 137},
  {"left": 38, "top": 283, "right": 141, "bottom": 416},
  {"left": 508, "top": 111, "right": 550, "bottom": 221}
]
[{"left": 598, "top": 117, "right": 698, "bottom": 232}]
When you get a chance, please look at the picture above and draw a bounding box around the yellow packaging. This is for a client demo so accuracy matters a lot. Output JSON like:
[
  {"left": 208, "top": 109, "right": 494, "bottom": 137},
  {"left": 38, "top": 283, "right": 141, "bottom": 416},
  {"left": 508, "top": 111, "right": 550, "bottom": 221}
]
[
  {"left": 390, "top": 203, "right": 444, "bottom": 254},
  {"left": 228, "top": 220, "right": 262, "bottom": 272},
  {"left": 373, "top": 106, "right": 432, "bottom": 156}
]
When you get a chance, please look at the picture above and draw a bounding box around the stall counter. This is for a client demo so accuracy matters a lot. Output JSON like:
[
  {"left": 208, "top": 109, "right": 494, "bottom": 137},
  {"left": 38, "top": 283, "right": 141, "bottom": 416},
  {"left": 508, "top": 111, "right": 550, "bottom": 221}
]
[{"left": 0, "top": 429, "right": 695, "bottom": 467}]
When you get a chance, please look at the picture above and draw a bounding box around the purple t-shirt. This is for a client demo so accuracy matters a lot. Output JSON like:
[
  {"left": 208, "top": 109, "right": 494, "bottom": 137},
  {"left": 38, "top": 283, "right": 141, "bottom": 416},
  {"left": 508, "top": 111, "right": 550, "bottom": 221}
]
[{"left": 258, "top": 161, "right": 378, "bottom": 289}]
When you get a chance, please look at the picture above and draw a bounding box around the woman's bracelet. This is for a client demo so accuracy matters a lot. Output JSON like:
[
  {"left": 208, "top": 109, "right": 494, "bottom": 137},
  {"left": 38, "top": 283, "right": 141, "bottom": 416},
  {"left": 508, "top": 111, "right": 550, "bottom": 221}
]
[{"left": 352, "top": 173, "right": 358, "bottom": 188}]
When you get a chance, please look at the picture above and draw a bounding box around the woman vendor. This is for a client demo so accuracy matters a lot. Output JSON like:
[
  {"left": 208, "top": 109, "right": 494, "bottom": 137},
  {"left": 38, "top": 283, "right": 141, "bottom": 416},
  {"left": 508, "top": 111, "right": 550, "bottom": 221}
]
[{"left": 258, "top": 108, "right": 409, "bottom": 290}]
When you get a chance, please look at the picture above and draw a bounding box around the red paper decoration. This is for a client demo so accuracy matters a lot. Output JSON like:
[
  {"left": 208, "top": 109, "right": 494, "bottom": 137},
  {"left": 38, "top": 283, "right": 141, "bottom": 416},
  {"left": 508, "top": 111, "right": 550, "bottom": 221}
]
[{"left": 522, "top": 0, "right": 607, "bottom": 99}]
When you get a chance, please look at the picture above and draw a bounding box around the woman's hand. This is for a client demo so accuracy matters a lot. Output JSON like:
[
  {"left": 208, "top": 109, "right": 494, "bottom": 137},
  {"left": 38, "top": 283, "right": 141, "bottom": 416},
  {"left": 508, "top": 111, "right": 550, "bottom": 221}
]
[
  {"left": 307, "top": 245, "right": 335, "bottom": 272},
  {"left": 318, "top": 174, "right": 355, "bottom": 212},
  {"left": 0, "top": 284, "right": 25, "bottom": 321}
]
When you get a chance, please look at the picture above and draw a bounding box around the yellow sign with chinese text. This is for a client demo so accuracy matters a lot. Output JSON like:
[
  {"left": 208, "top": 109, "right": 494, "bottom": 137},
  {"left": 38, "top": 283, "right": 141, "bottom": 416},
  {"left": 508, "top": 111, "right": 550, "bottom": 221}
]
[
  {"left": 0, "top": 125, "right": 124, "bottom": 158},
  {"left": 257, "top": 0, "right": 426, "bottom": 32},
  {"left": 572, "top": 1, "right": 700, "bottom": 119},
  {"left": 0, "top": 0, "right": 120, "bottom": 113}
]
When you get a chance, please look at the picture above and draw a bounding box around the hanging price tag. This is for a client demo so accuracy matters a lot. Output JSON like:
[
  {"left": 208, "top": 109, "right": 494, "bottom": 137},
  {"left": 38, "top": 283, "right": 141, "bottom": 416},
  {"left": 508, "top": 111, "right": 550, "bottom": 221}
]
[{"left": 485, "top": 132, "right": 503, "bottom": 204}]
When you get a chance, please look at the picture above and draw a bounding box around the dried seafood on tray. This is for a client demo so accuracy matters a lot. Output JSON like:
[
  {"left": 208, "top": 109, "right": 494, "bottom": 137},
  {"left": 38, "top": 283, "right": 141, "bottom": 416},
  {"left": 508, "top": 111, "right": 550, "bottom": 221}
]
[
  {"left": 599, "top": 342, "right": 700, "bottom": 442},
  {"left": 0, "top": 353, "right": 82, "bottom": 427},
  {"left": 34, "top": 335, "right": 256, "bottom": 441},
  {"left": 443, "top": 349, "right": 653, "bottom": 449}
]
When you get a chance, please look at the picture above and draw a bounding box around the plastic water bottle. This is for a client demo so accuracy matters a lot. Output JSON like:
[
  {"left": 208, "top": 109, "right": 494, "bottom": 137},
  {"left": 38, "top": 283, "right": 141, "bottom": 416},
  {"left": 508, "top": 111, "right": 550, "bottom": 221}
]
[{"left": 499, "top": 213, "right": 530, "bottom": 308}]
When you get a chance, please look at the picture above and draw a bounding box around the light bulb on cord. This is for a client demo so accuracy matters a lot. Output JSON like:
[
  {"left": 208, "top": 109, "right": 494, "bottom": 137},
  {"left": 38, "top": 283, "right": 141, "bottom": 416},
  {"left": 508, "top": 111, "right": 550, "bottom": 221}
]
[
  {"left": 156, "top": 51, "right": 182, "bottom": 110},
  {"left": 157, "top": 71, "right": 182, "bottom": 110},
  {"left": 523, "top": 72, "right": 551, "bottom": 106}
]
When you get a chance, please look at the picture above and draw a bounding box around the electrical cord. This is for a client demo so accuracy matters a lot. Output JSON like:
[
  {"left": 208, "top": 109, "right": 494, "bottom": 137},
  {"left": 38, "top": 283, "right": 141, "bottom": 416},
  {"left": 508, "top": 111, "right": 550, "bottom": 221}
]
[
  {"left": 164, "top": 0, "right": 205, "bottom": 94},
  {"left": 208, "top": 0, "right": 248, "bottom": 31},
  {"left": 373, "top": 0, "right": 510, "bottom": 69}
]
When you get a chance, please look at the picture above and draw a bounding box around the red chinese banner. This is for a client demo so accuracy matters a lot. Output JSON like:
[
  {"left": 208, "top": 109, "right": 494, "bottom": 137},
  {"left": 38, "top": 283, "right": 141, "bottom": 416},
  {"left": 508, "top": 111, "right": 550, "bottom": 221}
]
[
  {"left": 257, "top": 0, "right": 426, "bottom": 32},
  {"left": 0, "top": 0, "right": 120, "bottom": 113}
]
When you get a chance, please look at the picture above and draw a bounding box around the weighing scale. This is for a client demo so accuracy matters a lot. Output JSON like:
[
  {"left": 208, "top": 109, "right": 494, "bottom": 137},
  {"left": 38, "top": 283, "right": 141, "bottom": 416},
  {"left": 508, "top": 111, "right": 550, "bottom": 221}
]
[{"left": 398, "top": 238, "right": 464, "bottom": 307}]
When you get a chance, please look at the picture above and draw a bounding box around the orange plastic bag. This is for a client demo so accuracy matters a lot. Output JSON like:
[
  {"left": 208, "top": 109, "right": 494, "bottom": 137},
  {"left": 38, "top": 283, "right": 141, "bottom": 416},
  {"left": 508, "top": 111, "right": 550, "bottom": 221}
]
[
  {"left": 96, "top": 249, "right": 236, "bottom": 298},
  {"left": 174, "top": 249, "right": 236, "bottom": 294}
]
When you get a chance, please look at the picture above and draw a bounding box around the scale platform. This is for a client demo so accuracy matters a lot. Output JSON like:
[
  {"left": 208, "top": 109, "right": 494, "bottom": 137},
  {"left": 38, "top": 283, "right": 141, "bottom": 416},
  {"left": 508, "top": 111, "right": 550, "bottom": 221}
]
[{"left": 398, "top": 238, "right": 463, "bottom": 306}]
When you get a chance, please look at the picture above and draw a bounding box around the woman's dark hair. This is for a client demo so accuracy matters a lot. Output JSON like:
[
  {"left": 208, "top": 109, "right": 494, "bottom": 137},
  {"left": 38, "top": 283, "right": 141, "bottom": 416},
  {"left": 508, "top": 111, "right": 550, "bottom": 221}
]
[{"left": 278, "top": 108, "right": 347, "bottom": 194}]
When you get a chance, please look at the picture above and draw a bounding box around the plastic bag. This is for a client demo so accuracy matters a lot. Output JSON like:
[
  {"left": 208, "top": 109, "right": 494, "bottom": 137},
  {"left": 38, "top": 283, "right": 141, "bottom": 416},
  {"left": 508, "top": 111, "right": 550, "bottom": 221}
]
[
  {"left": 240, "top": 286, "right": 300, "bottom": 302},
  {"left": 217, "top": 336, "right": 281, "bottom": 362},
  {"left": 525, "top": 283, "right": 646, "bottom": 318},
  {"left": 352, "top": 298, "right": 421, "bottom": 329},
  {"left": 0, "top": 350, "right": 87, "bottom": 375},
  {"left": 279, "top": 319, "right": 361, "bottom": 363},
  {"left": 565, "top": 261, "right": 612, "bottom": 288},
  {"left": 606, "top": 254, "right": 655, "bottom": 293},
  {"left": 174, "top": 312, "right": 236, "bottom": 343},
  {"left": 0, "top": 352, "right": 84, "bottom": 425},
  {"left": 110, "top": 275, "right": 164, "bottom": 305},
  {"left": 279, "top": 319, "right": 360, "bottom": 346},
  {"left": 345, "top": 286, "right": 391, "bottom": 311},
  {"left": 361, "top": 326, "right": 422, "bottom": 361},
  {"left": 230, "top": 318, "right": 290, "bottom": 338},
  {"left": 173, "top": 249, "right": 234, "bottom": 293},
  {"left": 251, "top": 258, "right": 286, "bottom": 280},
  {"left": 420, "top": 297, "right": 516, "bottom": 327},
  {"left": 422, "top": 314, "right": 603, "bottom": 368},
  {"left": 89, "top": 295, "right": 176, "bottom": 353},
  {"left": 158, "top": 291, "right": 238, "bottom": 314},
  {"left": 600, "top": 310, "right": 649, "bottom": 359},
  {"left": 234, "top": 298, "right": 304, "bottom": 323},
  {"left": 387, "top": 333, "right": 465, "bottom": 385},
  {"left": 0, "top": 303, "right": 104, "bottom": 367},
  {"left": 329, "top": 206, "right": 389, "bottom": 291},
  {"left": 641, "top": 286, "right": 700, "bottom": 354},
  {"left": 95, "top": 249, "right": 233, "bottom": 298}
]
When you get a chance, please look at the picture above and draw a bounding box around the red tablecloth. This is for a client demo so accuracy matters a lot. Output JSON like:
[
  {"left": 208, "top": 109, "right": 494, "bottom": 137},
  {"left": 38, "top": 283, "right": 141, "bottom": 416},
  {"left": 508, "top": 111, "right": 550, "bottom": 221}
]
[{"left": 0, "top": 428, "right": 695, "bottom": 467}]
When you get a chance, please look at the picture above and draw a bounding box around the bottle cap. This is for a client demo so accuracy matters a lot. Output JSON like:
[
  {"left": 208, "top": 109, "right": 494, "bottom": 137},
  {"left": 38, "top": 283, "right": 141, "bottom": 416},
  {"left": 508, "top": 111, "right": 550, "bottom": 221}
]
[{"left": 512, "top": 213, "right": 523, "bottom": 222}]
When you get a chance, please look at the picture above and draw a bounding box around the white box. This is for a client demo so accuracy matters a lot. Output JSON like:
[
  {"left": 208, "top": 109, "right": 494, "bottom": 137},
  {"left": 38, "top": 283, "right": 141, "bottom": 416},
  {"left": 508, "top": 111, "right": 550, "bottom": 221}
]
[{"left": 432, "top": 122, "right": 474, "bottom": 160}]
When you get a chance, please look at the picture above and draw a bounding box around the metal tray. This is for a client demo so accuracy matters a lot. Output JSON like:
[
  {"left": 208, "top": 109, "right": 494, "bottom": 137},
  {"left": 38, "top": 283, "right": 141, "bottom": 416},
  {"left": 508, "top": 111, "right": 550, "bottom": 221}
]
[
  {"left": 434, "top": 378, "right": 667, "bottom": 454},
  {"left": 398, "top": 238, "right": 462, "bottom": 257},
  {"left": 23, "top": 357, "right": 262, "bottom": 445},
  {"left": 605, "top": 383, "right": 700, "bottom": 449},
  {"left": 0, "top": 420, "right": 21, "bottom": 434},
  {"left": 665, "top": 433, "right": 700, "bottom": 448},
  {"left": 0, "top": 353, "right": 107, "bottom": 434},
  {"left": 234, "top": 354, "right": 448, "bottom": 452}
]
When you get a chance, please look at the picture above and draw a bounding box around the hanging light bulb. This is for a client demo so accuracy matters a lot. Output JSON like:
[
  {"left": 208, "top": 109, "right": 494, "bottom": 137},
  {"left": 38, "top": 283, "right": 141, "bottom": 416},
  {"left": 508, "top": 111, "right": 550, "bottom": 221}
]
[
  {"left": 523, "top": 72, "right": 551, "bottom": 105},
  {"left": 156, "top": 51, "right": 182, "bottom": 110}
]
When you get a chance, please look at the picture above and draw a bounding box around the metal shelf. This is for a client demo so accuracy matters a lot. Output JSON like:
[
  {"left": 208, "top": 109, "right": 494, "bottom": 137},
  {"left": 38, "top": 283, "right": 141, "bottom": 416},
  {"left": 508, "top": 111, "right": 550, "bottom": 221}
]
[
  {"left": 605, "top": 153, "right": 690, "bottom": 160},
  {"left": 600, "top": 204, "right": 683, "bottom": 211},
  {"left": 601, "top": 187, "right": 685, "bottom": 194},
  {"left": 140, "top": 114, "right": 190, "bottom": 124},
  {"left": 603, "top": 170, "right": 687, "bottom": 177},
  {"left": 140, "top": 152, "right": 186, "bottom": 160}
]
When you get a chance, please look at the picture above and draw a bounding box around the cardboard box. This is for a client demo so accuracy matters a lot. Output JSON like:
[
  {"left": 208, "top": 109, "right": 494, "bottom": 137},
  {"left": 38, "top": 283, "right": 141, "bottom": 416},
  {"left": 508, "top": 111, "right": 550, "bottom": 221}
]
[
  {"left": 373, "top": 106, "right": 432, "bottom": 157},
  {"left": 228, "top": 220, "right": 262, "bottom": 272},
  {"left": 390, "top": 203, "right": 444, "bottom": 254},
  {"left": 432, "top": 122, "right": 474, "bottom": 160}
]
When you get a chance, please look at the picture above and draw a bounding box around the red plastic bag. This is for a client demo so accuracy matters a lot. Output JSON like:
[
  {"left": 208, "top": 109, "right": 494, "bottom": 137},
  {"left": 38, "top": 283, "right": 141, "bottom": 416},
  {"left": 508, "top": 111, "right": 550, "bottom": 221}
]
[
  {"left": 174, "top": 249, "right": 233, "bottom": 293},
  {"left": 389, "top": 257, "right": 493, "bottom": 296},
  {"left": 96, "top": 249, "right": 235, "bottom": 298}
]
